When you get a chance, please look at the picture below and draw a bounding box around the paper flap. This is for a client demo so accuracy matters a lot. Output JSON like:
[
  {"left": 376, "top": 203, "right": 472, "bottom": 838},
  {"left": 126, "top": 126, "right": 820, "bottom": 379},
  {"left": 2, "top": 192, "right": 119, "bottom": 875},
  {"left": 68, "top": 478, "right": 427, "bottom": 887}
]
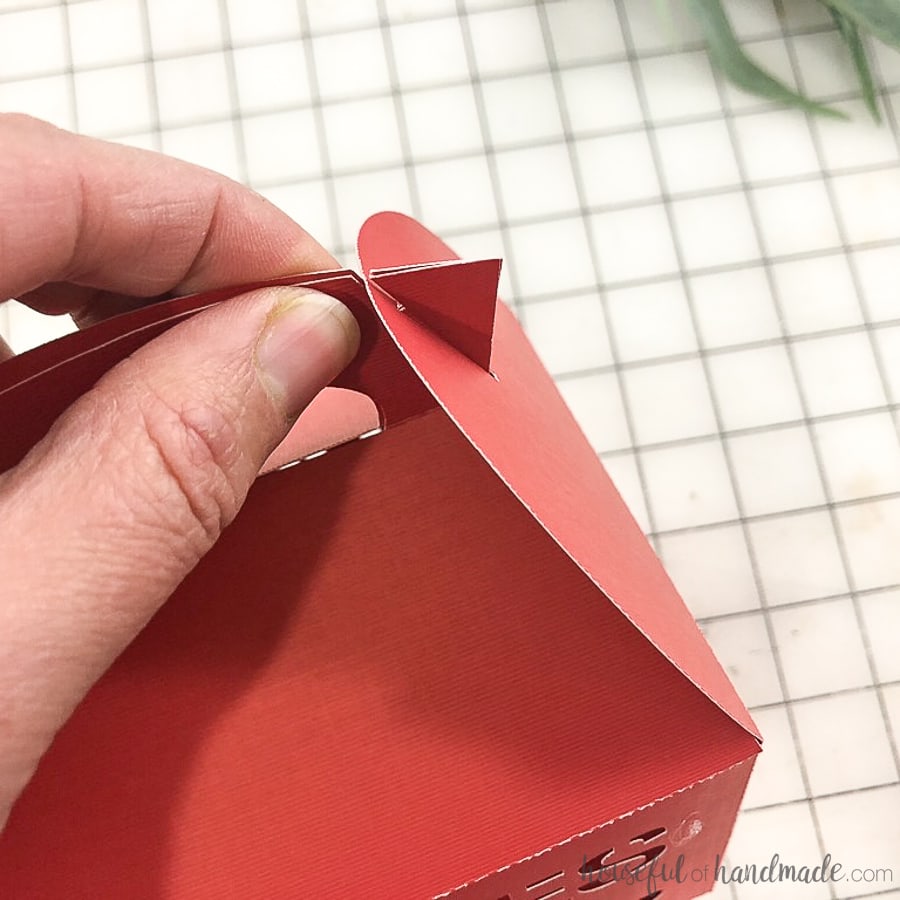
[
  {"left": 0, "top": 270, "right": 435, "bottom": 473},
  {"left": 369, "top": 259, "right": 500, "bottom": 372},
  {"left": 358, "top": 212, "right": 759, "bottom": 740}
]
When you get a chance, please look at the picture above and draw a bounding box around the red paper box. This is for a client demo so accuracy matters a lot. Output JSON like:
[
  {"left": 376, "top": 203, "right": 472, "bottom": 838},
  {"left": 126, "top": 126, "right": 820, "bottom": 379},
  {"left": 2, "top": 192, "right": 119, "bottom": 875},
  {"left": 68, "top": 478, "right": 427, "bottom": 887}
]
[{"left": 0, "top": 213, "right": 761, "bottom": 899}]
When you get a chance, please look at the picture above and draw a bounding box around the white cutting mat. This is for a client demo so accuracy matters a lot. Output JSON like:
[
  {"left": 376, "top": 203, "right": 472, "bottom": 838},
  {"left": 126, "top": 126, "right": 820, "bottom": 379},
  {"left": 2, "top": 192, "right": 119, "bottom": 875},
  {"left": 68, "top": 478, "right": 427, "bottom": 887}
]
[{"left": 1, "top": 1, "right": 899, "bottom": 897}]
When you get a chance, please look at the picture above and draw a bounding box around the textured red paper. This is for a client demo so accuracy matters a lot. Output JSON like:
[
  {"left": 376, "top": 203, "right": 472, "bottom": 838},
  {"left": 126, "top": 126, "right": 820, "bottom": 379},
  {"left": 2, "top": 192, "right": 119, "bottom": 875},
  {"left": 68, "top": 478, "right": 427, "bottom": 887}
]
[
  {"left": 360, "top": 213, "right": 758, "bottom": 739},
  {"left": 370, "top": 258, "right": 500, "bottom": 370},
  {"left": 0, "top": 213, "right": 760, "bottom": 899}
]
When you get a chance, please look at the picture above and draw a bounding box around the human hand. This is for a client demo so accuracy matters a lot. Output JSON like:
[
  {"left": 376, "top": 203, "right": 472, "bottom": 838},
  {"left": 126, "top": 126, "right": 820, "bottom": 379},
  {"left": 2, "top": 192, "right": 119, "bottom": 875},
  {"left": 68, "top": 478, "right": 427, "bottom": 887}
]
[{"left": 0, "top": 115, "right": 359, "bottom": 827}]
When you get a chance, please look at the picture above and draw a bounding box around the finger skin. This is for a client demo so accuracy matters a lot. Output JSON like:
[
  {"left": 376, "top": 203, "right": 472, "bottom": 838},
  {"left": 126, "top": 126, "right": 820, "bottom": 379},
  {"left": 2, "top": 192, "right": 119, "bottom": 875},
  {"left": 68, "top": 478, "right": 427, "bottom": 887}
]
[
  {"left": 17, "top": 284, "right": 158, "bottom": 330},
  {"left": 0, "top": 113, "right": 338, "bottom": 316}
]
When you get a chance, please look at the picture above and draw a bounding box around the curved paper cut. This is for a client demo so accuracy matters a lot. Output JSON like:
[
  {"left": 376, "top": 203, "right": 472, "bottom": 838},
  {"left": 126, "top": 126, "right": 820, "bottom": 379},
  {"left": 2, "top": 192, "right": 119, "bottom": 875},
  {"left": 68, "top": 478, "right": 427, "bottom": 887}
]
[
  {"left": 261, "top": 387, "right": 382, "bottom": 474},
  {"left": 359, "top": 211, "right": 759, "bottom": 740}
]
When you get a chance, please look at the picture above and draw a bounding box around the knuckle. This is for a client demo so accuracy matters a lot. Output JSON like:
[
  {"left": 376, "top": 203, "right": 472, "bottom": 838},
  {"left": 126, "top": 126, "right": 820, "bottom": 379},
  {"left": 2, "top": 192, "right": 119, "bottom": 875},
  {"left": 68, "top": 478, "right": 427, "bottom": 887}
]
[{"left": 136, "top": 388, "right": 246, "bottom": 549}]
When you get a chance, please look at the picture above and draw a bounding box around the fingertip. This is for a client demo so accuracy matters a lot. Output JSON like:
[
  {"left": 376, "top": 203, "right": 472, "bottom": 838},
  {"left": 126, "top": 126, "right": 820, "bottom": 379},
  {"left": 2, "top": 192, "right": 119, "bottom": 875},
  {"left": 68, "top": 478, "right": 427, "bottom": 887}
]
[{"left": 255, "top": 289, "right": 361, "bottom": 420}]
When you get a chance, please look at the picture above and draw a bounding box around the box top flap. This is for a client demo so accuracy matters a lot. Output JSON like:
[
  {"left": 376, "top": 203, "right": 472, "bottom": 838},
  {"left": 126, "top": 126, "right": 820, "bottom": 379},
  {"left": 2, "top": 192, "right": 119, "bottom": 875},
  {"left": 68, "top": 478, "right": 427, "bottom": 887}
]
[
  {"left": 0, "top": 270, "right": 436, "bottom": 473},
  {"left": 359, "top": 211, "right": 759, "bottom": 740}
]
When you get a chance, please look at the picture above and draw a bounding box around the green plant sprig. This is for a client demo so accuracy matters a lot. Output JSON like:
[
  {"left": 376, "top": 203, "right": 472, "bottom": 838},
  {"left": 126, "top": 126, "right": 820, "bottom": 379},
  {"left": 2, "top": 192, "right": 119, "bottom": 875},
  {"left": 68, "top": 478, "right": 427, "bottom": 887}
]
[{"left": 684, "top": 0, "right": 900, "bottom": 121}]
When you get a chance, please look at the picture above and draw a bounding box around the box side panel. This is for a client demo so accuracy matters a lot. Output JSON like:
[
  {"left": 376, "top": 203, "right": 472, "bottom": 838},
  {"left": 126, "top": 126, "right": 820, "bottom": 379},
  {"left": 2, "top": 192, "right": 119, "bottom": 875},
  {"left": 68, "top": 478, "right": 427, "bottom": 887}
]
[
  {"left": 0, "top": 411, "right": 756, "bottom": 900},
  {"left": 441, "top": 756, "right": 757, "bottom": 900}
]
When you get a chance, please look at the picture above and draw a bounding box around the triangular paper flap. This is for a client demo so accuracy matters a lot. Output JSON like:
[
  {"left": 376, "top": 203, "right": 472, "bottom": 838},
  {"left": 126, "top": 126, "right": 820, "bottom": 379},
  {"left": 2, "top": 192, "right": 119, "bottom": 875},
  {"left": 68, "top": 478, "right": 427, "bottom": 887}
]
[
  {"left": 369, "top": 259, "right": 500, "bottom": 371},
  {"left": 359, "top": 212, "right": 759, "bottom": 740}
]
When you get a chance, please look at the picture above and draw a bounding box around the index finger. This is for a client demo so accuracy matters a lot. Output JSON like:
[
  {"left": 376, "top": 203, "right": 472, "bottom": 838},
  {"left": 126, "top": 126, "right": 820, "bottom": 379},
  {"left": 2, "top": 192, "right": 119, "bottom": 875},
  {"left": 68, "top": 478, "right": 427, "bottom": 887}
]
[{"left": 0, "top": 114, "right": 338, "bottom": 306}]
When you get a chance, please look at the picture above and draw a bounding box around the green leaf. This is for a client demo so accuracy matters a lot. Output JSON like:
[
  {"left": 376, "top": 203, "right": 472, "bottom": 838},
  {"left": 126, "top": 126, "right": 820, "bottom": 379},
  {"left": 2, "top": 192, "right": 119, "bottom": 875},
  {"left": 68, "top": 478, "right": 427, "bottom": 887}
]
[
  {"left": 685, "top": 0, "right": 845, "bottom": 118},
  {"left": 829, "top": 7, "right": 882, "bottom": 122},
  {"left": 822, "top": 0, "right": 900, "bottom": 50}
]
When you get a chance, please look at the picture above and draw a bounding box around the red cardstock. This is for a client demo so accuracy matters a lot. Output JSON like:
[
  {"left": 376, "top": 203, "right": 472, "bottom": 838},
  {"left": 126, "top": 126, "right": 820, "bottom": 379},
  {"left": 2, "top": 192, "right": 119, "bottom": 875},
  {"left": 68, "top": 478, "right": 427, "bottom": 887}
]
[{"left": 0, "top": 213, "right": 760, "bottom": 899}]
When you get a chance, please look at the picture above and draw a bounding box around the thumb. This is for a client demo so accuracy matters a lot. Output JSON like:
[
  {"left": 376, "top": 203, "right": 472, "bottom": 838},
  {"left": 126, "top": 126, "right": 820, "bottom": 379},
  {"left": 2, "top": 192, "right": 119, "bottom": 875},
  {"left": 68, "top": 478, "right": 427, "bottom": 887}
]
[{"left": 0, "top": 286, "right": 358, "bottom": 819}]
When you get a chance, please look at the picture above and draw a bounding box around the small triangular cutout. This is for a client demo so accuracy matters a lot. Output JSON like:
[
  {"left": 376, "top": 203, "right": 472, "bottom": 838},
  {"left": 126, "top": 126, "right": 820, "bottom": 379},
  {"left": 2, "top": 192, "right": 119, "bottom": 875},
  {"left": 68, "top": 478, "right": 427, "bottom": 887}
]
[{"left": 369, "top": 258, "right": 501, "bottom": 372}]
